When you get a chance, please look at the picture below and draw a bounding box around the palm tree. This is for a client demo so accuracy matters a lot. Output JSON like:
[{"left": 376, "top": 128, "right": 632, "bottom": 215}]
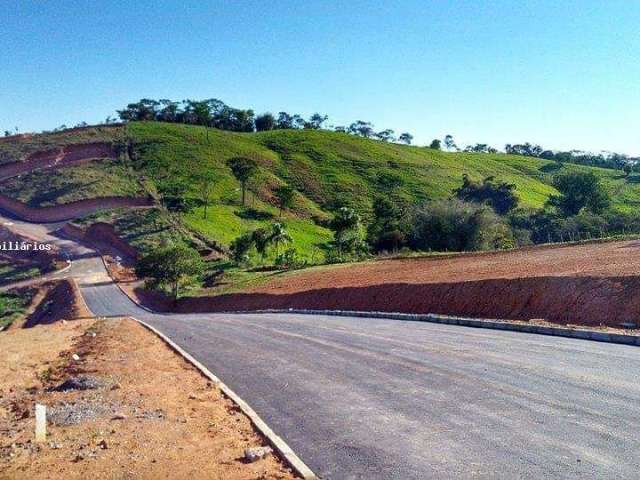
[{"left": 269, "top": 223, "right": 291, "bottom": 258}]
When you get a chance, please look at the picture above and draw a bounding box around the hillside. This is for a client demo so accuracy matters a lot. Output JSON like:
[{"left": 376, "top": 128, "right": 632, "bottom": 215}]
[{"left": 1, "top": 122, "right": 640, "bottom": 261}]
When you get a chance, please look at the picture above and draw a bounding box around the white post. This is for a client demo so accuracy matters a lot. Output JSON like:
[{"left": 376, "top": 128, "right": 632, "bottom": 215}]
[{"left": 35, "top": 404, "right": 46, "bottom": 442}]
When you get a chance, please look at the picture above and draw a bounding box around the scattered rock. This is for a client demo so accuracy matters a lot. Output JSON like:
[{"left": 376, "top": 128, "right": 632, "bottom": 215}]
[
  {"left": 134, "top": 409, "right": 165, "bottom": 420},
  {"left": 111, "top": 413, "right": 128, "bottom": 420},
  {"left": 244, "top": 446, "right": 273, "bottom": 463},
  {"left": 71, "top": 354, "right": 81, "bottom": 362},
  {"left": 49, "top": 441, "right": 62, "bottom": 449},
  {"left": 110, "top": 383, "right": 121, "bottom": 391},
  {"left": 48, "top": 402, "right": 116, "bottom": 426},
  {"left": 97, "top": 439, "right": 108, "bottom": 450},
  {"left": 53, "top": 375, "right": 105, "bottom": 392}
]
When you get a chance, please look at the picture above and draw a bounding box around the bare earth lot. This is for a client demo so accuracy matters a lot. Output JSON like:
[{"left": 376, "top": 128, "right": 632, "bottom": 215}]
[
  {"left": 0, "top": 318, "right": 295, "bottom": 480},
  {"left": 183, "top": 240, "right": 640, "bottom": 327}
]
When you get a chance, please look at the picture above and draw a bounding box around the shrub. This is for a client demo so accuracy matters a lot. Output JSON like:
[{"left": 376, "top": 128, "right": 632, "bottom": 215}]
[
  {"left": 230, "top": 232, "right": 254, "bottom": 265},
  {"left": 275, "top": 248, "right": 307, "bottom": 270},
  {"left": 454, "top": 174, "right": 519, "bottom": 214},
  {"left": 548, "top": 172, "right": 610, "bottom": 216},
  {"left": 409, "top": 199, "right": 515, "bottom": 252}
]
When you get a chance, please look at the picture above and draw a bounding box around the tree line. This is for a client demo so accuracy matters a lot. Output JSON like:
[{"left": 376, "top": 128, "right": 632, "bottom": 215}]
[
  {"left": 116, "top": 98, "right": 415, "bottom": 144},
  {"left": 116, "top": 98, "right": 638, "bottom": 174},
  {"left": 504, "top": 143, "right": 637, "bottom": 172}
]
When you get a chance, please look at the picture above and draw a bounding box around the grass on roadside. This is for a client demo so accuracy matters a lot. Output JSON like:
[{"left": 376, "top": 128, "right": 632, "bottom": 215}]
[{"left": 0, "top": 291, "right": 32, "bottom": 330}]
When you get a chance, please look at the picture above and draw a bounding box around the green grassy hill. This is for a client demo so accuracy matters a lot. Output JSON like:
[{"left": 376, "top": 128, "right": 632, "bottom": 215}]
[{"left": 2, "top": 121, "right": 640, "bottom": 261}]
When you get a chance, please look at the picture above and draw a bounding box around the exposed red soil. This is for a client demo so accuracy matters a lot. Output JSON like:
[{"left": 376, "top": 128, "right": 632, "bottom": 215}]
[
  {"left": 176, "top": 240, "right": 640, "bottom": 328},
  {"left": 0, "top": 194, "right": 153, "bottom": 222},
  {"left": 0, "top": 142, "right": 115, "bottom": 180},
  {"left": 61, "top": 222, "right": 138, "bottom": 262},
  {"left": 14, "top": 279, "right": 92, "bottom": 329}
]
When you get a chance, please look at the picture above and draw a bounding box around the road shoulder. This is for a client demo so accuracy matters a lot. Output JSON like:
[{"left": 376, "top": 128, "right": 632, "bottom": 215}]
[{"left": 0, "top": 318, "right": 297, "bottom": 479}]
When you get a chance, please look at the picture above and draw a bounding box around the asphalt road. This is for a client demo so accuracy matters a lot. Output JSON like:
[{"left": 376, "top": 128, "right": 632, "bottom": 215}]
[
  {"left": 81, "top": 282, "right": 640, "bottom": 479},
  {"left": 5, "top": 210, "right": 640, "bottom": 479}
]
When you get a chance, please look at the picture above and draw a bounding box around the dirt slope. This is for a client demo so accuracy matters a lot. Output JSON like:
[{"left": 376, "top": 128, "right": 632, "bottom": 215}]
[
  {"left": 0, "top": 194, "right": 153, "bottom": 223},
  {"left": 0, "top": 143, "right": 115, "bottom": 181},
  {"left": 178, "top": 240, "right": 640, "bottom": 327}
]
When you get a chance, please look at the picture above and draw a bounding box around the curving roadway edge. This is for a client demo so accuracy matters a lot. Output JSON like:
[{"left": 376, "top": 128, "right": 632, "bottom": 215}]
[{"left": 4, "top": 211, "right": 640, "bottom": 479}]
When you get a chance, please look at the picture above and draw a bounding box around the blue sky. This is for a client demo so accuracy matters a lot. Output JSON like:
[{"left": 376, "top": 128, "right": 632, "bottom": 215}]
[{"left": 1, "top": 0, "right": 638, "bottom": 154}]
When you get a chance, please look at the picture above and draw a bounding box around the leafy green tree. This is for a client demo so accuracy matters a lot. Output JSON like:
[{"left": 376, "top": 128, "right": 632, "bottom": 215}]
[
  {"left": 623, "top": 163, "right": 633, "bottom": 177},
  {"left": 505, "top": 143, "right": 544, "bottom": 157},
  {"left": 429, "top": 139, "right": 441, "bottom": 150},
  {"left": 136, "top": 245, "right": 205, "bottom": 303},
  {"left": 275, "top": 247, "right": 306, "bottom": 270},
  {"left": 348, "top": 121, "right": 375, "bottom": 138},
  {"left": 276, "top": 112, "right": 295, "bottom": 129},
  {"left": 409, "top": 199, "right": 514, "bottom": 252},
  {"left": 117, "top": 98, "right": 160, "bottom": 121},
  {"left": 273, "top": 185, "right": 296, "bottom": 217},
  {"left": 464, "top": 143, "right": 497, "bottom": 153},
  {"left": 198, "top": 172, "right": 217, "bottom": 219},
  {"left": 444, "top": 135, "right": 457, "bottom": 151},
  {"left": 306, "top": 113, "right": 328, "bottom": 129},
  {"left": 375, "top": 129, "right": 396, "bottom": 142},
  {"left": 227, "top": 157, "right": 258, "bottom": 206},
  {"left": 398, "top": 133, "right": 413, "bottom": 144},
  {"left": 367, "top": 197, "right": 407, "bottom": 252},
  {"left": 255, "top": 113, "right": 276, "bottom": 131},
  {"left": 330, "top": 207, "right": 363, "bottom": 260},
  {"left": 250, "top": 228, "right": 272, "bottom": 261},
  {"left": 454, "top": 175, "right": 519, "bottom": 215},
  {"left": 230, "top": 232, "right": 254, "bottom": 265},
  {"left": 548, "top": 172, "right": 610, "bottom": 216}
]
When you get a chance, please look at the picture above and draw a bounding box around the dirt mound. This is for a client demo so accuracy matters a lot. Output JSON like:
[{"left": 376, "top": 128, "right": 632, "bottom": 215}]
[
  {"left": 0, "top": 193, "right": 153, "bottom": 222},
  {"left": 0, "top": 142, "right": 115, "bottom": 180},
  {"left": 177, "top": 240, "right": 640, "bottom": 328},
  {"left": 22, "top": 280, "right": 91, "bottom": 327}
]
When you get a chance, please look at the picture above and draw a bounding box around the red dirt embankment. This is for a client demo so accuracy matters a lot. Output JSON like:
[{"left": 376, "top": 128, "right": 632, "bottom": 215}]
[
  {"left": 10, "top": 279, "right": 91, "bottom": 329},
  {"left": 0, "top": 142, "right": 115, "bottom": 180},
  {"left": 177, "top": 240, "right": 640, "bottom": 327},
  {"left": 0, "top": 194, "right": 153, "bottom": 222},
  {"left": 62, "top": 222, "right": 138, "bottom": 261}
]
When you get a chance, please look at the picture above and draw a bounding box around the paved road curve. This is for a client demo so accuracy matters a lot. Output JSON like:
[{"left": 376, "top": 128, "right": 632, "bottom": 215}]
[
  {"left": 81, "top": 282, "right": 640, "bottom": 479},
  {"left": 4, "top": 211, "right": 639, "bottom": 478}
]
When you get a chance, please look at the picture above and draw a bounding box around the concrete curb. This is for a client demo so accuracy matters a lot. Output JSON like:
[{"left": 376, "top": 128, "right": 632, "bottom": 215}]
[
  {"left": 230, "top": 309, "right": 640, "bottom": 348},
  {"left": 85, "top": 257, "right": 315, "bottom": 477},
  {"left": 130, "top": 316, "right": 317, "bottom": 480}
]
